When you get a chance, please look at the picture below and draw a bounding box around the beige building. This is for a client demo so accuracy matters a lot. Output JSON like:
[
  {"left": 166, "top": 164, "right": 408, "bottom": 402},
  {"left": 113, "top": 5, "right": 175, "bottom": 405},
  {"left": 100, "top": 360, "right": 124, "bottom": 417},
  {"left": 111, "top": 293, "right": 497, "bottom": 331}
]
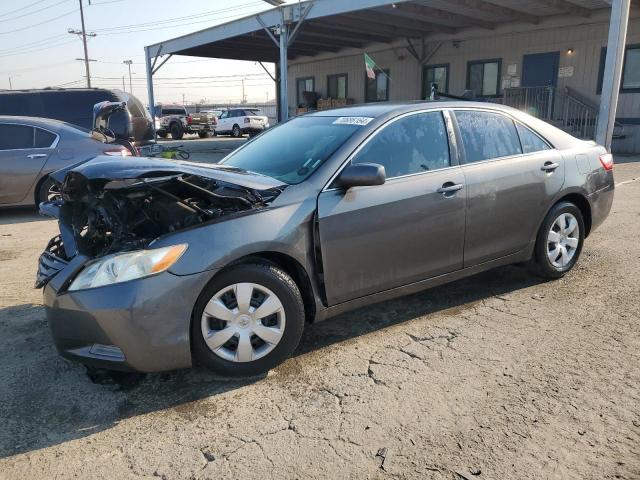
[
  {"left": 147, "top": 0, "right": 638, "bottom": 152},
  {"left": 288, "top": 10, "right": 640, "bottom": 153}
]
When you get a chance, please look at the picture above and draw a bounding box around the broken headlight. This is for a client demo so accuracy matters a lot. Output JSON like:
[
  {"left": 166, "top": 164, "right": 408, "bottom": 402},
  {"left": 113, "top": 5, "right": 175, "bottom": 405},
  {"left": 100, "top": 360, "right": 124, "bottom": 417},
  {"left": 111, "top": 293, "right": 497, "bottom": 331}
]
[{"left": 68, "top": 244, "right": 188, "bottom": 291}]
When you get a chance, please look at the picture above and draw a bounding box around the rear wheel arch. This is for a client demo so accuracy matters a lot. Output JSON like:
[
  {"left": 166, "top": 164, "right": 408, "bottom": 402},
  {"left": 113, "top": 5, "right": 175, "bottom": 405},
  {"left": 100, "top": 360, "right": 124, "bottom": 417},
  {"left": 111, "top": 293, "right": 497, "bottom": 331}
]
[
  {"left": 33, "top": 174, "right": 53, "bottom": 206},
  {"left": 553, "top": 193, "right": 592, "bottom": 237}
]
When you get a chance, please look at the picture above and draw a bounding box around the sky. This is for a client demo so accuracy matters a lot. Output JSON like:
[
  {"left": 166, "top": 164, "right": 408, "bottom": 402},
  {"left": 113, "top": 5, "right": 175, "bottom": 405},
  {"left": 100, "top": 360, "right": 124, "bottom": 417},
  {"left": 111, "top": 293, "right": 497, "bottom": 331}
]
[{"left": 0, "top": 0, "right": 286, "bottom": 105}]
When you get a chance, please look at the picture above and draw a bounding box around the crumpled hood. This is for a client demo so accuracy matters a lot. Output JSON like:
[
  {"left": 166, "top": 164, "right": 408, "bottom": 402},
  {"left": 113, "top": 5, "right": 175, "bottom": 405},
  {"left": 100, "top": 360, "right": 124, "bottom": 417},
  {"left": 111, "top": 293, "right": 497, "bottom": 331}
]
[
  {"left": 50, "top": 155, "right": 286, "bottom": 191},
  {"left": 38, "top": 156, "right": 285, "bottom": 270}
]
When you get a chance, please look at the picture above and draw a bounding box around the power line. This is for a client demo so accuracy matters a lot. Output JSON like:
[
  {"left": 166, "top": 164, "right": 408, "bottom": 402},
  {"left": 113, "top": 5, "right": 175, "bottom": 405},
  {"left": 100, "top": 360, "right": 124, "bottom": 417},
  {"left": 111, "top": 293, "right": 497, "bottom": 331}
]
[
  {"left": 0, "top": 0, "right": 52, "bottom": 19},
  {"left": 0, "top": 39, "right": 76, "bottom": 57},
  {"left": 0, "top": 8, "right": 77, "bottom": 34},
  {"left": 0, "top": 33, "right": 68, "bottom": 55},
  {"left": 0, "top": 0, "right": 71, "bottom": 23},
  {"left": 93, "top": 2, "right": 263, "bottom": 33},
  {"left": 0, "top": 60, "right": 75, "bottom": 74}
]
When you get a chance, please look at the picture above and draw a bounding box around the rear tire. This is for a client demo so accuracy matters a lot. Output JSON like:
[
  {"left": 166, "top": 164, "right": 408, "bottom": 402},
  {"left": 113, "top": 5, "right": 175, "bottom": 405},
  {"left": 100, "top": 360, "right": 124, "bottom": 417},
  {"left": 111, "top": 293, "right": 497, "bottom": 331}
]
[
  {"left": 529, "top": 201, "right": 585, "bottom": 279},
  {"left": 170, "top": 123, "right": 183, "bottom": 140},
  {"left": 198, "top": 131, "right": 210, "bottom": 139},
  {"left": 191, "top": 263, "right": 305, "bottom": 377},
  {"left": 157, "top": 132, "right": 168, "bottom": 138},
  {"left": 231, "top": 124, "right": 241, "bottom": 137}
]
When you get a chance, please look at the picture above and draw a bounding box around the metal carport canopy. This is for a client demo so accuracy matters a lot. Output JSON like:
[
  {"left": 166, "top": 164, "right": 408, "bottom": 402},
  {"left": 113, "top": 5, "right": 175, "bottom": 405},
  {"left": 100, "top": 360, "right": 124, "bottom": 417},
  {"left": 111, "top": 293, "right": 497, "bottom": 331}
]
[
  {"left": 145, "top": 0, "right": 629, "bottom": 149},
  {"left": 145, "top": 0, "right": 418, "bottom": 121}
]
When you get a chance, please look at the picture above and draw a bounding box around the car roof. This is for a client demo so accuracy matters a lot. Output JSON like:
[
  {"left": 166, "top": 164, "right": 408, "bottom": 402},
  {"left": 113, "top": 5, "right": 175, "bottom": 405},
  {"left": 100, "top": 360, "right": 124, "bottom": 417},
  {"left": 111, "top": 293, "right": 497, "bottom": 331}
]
[
  {"left": 305, "top": 100, "right": 528, "bottom": 118},
  {"left": 305, "top": 100, "right": 582, "bottom": 150},
  {"left": 0, "top": 87, "right": 123, "bottom": 95}
]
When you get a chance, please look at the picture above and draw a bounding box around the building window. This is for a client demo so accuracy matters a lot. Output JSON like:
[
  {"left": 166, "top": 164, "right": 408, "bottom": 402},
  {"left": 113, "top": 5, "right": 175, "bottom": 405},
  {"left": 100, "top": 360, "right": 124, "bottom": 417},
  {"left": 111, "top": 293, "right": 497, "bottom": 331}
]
[
  {"left": 365, "top": 69, "right": 390, "bottom": 102},
  {"left": 423, "top": 64, "right": 449, "bottom": 97},
  {"left": 327, "top": 73, "right": 348, "bottom": 99},
  {"left": 598, "top": 44, "right": 640, "bottom": 93},
  {"left": 296, "top": 77, "right": 315, "bottom": 106},
  {"left": 466, "top": 59, "right": 501, "bottom": 97}
]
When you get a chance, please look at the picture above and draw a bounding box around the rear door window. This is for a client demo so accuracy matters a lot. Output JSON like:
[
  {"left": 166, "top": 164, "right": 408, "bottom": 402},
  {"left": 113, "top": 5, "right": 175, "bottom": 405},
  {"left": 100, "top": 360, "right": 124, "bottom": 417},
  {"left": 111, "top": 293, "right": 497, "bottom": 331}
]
[
  {"left": 352, "top": 111, "right": 450, "bottom": 178},
  {"left": 34, "top": 128, "right": 57, "bottom": 148},
  {"left": 455, "top": 110, "right": 522, "bottom": 163},
  {"left": 0, "top": 124, "right": 34, "bottom": 150},
  {"left": 0, "top": 94, "right": 33, "bottom": 116},
  {"left": 40, "top": 91, "right": 115, "bottom": 129},
  {"left": 162, "top": 108, "right": 186, "bottom": 115},
  {"left": 515, "top": 122, "right": 551, "bottom": 154}
]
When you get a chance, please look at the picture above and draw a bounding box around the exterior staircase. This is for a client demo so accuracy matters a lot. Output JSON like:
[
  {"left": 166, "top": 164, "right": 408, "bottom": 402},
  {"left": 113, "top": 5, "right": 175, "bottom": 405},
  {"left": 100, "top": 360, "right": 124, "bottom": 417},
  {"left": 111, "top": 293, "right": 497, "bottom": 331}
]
[{"left": 501, "top": 86, "right": 625, "bottom": 141}]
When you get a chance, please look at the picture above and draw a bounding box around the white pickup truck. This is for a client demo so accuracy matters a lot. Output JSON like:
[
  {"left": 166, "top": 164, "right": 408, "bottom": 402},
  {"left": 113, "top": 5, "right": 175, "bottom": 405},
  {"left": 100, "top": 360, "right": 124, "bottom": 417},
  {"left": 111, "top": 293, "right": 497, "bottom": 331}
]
[{"left": 215, "top": 108, "right": 270, "bottom": 137}]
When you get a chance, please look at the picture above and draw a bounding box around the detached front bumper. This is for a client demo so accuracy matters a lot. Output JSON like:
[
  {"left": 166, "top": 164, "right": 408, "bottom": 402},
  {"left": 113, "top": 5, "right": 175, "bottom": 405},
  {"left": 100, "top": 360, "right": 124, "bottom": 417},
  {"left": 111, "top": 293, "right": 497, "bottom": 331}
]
[{"left": 43, "top": 262, "right": 213, "bottom": 373}]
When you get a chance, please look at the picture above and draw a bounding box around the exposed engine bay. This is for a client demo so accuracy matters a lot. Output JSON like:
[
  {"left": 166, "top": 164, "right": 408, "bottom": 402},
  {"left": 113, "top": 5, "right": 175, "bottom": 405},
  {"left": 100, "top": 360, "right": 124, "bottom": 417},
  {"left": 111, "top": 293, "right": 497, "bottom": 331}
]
[
  {"left": 38, "top": 158, "right": 286, "bottom": 274},
  {"left": 57, "top": 172, "right": 280, "bottom": 259}
]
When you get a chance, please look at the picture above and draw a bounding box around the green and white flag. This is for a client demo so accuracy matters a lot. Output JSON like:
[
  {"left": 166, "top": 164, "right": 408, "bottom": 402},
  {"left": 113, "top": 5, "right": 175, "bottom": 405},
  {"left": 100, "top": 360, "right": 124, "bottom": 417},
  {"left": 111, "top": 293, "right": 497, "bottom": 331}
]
[
  {"left": 364, "top": 53, "right": 390, "bottom": 81},
  {"left": 364, "top": 53, "right": 377, "bottom": 79}
]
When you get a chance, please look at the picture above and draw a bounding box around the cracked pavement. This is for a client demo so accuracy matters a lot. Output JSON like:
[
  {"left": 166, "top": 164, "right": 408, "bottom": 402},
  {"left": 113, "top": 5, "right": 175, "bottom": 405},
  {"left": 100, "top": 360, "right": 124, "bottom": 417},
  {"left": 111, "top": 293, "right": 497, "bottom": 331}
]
[{"left": 0, "top": 162, "right": 639, "bottom": 479}]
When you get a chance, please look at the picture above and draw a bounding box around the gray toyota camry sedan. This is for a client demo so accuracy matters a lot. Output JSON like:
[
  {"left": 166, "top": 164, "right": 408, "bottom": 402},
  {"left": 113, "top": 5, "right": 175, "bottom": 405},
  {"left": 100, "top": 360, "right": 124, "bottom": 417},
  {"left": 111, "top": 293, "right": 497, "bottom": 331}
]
[{"left": 37, "top": 101, "right": 614, "bottom": 377}]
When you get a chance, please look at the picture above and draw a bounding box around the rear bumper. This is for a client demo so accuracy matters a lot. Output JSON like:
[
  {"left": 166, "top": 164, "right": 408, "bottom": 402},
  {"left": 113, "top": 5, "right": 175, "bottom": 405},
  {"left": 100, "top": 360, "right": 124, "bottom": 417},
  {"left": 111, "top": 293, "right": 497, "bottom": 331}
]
[
  {"left": 43, "top": 267, "right": 214, "bottom": 372},
  {"left": 589, "top": 180, "right": 614, "bottom": 233},
  {"left": 242, "top": 124, "right": 268, "bottom": 134},
  {"left": 186, "top": 124, "right": 214, "bottom": 133}
]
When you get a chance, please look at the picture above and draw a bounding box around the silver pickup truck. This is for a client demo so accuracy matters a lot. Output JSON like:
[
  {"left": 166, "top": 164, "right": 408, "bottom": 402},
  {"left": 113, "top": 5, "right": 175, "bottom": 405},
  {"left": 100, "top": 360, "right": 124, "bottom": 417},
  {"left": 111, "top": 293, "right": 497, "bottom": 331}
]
[{"left": 154, "top": 105, "right": 216, "bottom": 140}]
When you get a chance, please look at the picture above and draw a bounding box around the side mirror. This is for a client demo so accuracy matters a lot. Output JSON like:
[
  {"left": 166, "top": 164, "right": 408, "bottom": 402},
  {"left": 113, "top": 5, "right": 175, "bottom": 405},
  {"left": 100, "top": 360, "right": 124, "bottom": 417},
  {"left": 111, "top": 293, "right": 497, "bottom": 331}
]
[{"left": 337, "top": 163, "right": 386, "bottom": 189}]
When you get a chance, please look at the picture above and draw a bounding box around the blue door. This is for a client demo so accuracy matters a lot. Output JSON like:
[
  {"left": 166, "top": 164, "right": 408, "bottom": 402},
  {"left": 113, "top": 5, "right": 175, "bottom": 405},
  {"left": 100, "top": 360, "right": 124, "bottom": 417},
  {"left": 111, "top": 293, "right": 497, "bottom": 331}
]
[{"left": 522, "top": 51, "right": 560, "bottom": 87}]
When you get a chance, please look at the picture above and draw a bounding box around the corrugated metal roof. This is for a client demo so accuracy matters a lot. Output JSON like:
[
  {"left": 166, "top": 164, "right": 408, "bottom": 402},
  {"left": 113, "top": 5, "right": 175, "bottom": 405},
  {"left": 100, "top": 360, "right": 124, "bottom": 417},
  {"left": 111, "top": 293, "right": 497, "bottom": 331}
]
[{"left": 146, "top": 0, "right": 611, "bottom": 62}]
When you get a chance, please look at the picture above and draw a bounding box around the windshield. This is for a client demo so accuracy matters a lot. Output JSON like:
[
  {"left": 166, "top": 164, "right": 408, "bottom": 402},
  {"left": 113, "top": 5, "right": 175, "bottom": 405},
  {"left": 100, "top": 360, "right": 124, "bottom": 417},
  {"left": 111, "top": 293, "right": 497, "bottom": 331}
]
[{"left": 221, "top": 116, "right": 366, "bottom": 184}]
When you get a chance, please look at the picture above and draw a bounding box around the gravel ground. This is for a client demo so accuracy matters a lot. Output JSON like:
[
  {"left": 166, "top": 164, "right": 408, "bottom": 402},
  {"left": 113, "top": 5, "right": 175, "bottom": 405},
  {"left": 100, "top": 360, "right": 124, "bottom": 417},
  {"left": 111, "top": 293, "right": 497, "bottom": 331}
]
[{"left": 0, "top": 161, "right": 639, "bottom": 480}]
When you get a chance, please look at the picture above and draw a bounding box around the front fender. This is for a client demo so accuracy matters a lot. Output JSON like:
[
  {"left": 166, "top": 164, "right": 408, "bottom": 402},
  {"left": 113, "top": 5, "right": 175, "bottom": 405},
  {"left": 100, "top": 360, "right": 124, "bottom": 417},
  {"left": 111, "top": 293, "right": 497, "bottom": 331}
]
[{"left": 155, "top": 198, "right": 318, "bottom": 277}]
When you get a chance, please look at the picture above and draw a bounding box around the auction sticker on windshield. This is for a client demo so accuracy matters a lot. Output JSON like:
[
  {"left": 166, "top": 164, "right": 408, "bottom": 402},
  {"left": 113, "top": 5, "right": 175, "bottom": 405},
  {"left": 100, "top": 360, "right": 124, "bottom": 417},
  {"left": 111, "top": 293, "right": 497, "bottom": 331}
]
[{"left": 332, "top": 117, "right": 374, "bottom": 126}]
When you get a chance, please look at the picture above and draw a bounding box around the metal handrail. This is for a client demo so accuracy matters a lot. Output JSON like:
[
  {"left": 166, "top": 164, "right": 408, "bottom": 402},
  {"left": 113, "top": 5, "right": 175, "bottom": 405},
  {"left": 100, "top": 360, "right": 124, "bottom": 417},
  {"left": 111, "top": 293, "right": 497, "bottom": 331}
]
[{"left": 502, "top": 85, "right": 606, "bottom": 140}]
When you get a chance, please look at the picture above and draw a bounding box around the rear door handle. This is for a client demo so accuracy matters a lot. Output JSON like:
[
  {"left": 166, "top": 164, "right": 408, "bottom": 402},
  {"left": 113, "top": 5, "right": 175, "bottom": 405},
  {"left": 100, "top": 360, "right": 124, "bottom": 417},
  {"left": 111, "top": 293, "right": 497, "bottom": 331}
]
[
  {"left": 26, "top": 153, "right": 47, "bottom": 159},
  {"left": 541, "top": 161, "right": 560, "bottom": 172},
  {"left": 437, "top": 182, "right": 464, "bottom": 195}
]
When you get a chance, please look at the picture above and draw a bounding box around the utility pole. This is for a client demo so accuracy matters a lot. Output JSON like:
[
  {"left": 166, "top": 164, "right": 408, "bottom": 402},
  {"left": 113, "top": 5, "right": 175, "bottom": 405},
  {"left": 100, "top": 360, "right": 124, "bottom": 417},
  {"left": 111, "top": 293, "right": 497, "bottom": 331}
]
[
  {"left": 242, "top": 78, "right": 246, "bottom": 104},
  {"left": 123, "top": 60, "right": 133, "bottom": 93},
  {"left": 8, "top": 77, "right": 12, "bottom": 90},
  {"left": 122, "top": 76, "right": 126, "bottom": 91},
  {"left": 68, "top": 0, "right": 96, "bottom": 88}
]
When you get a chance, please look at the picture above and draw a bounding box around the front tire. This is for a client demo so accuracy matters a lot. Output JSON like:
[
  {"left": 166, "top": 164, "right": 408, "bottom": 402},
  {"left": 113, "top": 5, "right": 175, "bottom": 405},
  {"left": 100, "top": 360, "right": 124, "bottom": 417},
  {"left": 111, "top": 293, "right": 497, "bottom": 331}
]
[
  {"left": 191, "top": 263, "right": 305, "bottom": 377},
  {"left": 530, "top": 201, "right": 585, "bottom": 279}
]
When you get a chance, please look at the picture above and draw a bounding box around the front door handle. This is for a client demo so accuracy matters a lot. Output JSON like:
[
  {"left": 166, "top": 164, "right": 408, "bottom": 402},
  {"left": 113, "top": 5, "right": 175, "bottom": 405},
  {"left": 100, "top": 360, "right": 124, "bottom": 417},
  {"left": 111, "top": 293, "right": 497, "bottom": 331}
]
[
  {"left": 27, "top": 153, "right": 47, "bottom": 159},
  {"left": 541, "top": 161, "right": 560, "bottom": 172},
  {"left": 437, "top": 182, "right": 464, "bottom": 195}
]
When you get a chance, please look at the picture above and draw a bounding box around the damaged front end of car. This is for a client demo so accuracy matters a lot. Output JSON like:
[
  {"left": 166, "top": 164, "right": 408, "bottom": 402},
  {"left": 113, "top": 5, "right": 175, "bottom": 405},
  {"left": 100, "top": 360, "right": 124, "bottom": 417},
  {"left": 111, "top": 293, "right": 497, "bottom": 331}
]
[{"left": 35, "top": 157, "right": 285, "bottom": 289}]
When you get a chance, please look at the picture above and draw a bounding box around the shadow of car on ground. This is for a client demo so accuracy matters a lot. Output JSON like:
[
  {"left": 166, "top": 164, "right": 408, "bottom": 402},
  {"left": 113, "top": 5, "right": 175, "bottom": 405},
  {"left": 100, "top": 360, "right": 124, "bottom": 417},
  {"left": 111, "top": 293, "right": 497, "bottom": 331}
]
[{"left": 0, "top": 260, "right": 543, "bottom": 459}]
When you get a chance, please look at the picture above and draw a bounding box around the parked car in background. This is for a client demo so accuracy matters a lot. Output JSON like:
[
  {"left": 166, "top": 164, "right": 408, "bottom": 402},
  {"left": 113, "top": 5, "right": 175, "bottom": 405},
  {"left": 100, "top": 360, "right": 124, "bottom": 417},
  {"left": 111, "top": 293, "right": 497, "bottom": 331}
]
[
  {"left": 154, "top": 105, "right": 215, "bottom": 139},
  {"left": 0, "top": 116, "right": 135, "bottom": 207},
  {"left": 0, "top": 88, "right": 155, "bottom": 155},
  {"left": 37, "top": 101, "right": 613, "bottom": 376},
  {"left": 215, "top": 108, "right": 269, "bottom": 137}
]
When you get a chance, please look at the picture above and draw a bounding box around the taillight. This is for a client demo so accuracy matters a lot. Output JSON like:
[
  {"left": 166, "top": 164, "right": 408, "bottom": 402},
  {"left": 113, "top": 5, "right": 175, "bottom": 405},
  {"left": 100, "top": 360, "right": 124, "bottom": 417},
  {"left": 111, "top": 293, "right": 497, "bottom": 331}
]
[
  {"left": 599, "top": 153, "right": 614, "bottom": 171},
  {"left": 104, "top": 148, "right": 132, "bottom": 157},
  {"left": 187, "top": 115, "right": 193, "bottom": 125},
  {"left": 244, "top": 117, "right": 250, "bottom": 124}
]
